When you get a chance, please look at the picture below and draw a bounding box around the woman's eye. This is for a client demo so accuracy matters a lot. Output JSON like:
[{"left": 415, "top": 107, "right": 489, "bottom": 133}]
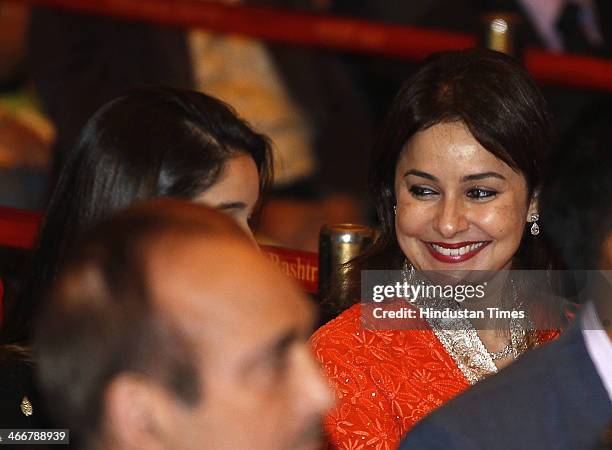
[
  {"left": 409, "top": 186, "right": 438, "bottom": 198},
  {"left": 466, "top": 188, "right": 497, "bottom": 200}
]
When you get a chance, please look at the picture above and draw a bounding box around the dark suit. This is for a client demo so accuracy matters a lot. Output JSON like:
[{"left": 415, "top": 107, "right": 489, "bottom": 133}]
[
  {"left": 485, "top": 0, "right": 612, "bottom": 54},
  {"left": 334, "top": 0, "right": 612, "bottom": 149},
  {"left": 459, "top": 2, "right": 612, "bottom": 215},
  {"left": 484, "top": 0, "right": 612, "bottom": 137},
  {"left": 399, "top": 321, "right": 612, "bottom": 450},
  {"left": 27, "top": 8, "right": 194, "bottom": 189}
]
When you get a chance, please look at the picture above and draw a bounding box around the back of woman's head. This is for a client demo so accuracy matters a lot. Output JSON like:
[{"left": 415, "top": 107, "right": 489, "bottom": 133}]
[
  {"left": 67, "top": 87, "right": 271, "bottom": 214},
  {"left": 369, "top": 48, "right": 553, "bottom": 268},
  {"left": 3, "top": 87, "right": 272, "bottom": 344}
]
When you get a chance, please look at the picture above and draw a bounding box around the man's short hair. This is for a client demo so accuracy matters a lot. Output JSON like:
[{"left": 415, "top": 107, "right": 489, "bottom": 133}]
[{"left": 34, "top": 199, "right": 249, "bottom": 445}]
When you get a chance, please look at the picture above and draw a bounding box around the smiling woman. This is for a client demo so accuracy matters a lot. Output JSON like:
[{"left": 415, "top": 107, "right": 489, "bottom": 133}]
[
  {"left": 394, "top": 121, "right": 538, "bottom": 271},
  {"left": 311, "top": 49, "right": 560, "bottom": 450}
]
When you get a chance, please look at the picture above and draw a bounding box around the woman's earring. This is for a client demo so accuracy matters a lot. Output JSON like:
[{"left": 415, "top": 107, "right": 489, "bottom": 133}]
[
  {"left": 393, "top": 205, "right": 397, "bottom": 215},
  {"left": 530, "top": 213, "right": 540, "bottom": 236}
]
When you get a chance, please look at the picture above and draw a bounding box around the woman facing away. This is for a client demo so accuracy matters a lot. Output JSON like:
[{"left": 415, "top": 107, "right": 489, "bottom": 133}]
[
  {"left": 0, "top": 87, "right": 272, "bottom": 428},
  {"left": 311, "top": 49, "right": 562, "bottom": 450}
]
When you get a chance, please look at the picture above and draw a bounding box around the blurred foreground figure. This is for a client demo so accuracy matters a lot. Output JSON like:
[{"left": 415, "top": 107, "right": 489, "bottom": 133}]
[
  {"left": 34, "top": 199, "right": 332, "bottom": 450},
  {"left": 400, "top": 120, "right": 612, "bottom": 450}
]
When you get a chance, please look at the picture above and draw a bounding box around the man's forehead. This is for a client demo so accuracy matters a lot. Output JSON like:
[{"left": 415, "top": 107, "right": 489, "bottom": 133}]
[
  {"left": 144, "top": 233, "right": 311, "bottom": 341},
  {"left": 145, "top": 233, "right": 254, "bottom": 304}
]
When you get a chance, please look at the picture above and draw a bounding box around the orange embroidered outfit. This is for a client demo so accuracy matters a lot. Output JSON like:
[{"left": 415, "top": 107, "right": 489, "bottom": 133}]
[{"left": 311, "top": 303, "right": 558, "bottom": 450}]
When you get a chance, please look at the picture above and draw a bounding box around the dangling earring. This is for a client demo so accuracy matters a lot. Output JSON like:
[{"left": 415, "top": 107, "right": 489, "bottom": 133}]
[
  {"left": 530, "top": 213, "right": 540, "bottom": 236},
  {"left": 402, "top": 258, "right": 416, "bottom": 285},
  {"left": 393, "top": 205, "right": 397, "bottom": 215}
]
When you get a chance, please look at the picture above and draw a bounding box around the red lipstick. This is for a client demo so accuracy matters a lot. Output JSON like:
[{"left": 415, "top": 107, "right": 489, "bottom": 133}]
[{"left": 424, "top": 240, "right": 491, "bottom": 263}]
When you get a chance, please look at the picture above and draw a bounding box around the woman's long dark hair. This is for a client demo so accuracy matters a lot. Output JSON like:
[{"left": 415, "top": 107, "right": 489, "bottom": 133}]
[
  {"left": 329, "top": 49, "right": 556, "bottom": 315},
  {"left": 2, "top": 87, "right": 272, "bottom": 344}
]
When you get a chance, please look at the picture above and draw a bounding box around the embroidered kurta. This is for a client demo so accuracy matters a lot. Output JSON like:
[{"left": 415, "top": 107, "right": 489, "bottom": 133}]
[{"left": 311, "top": 303, "right": 558, "bottom": 450}]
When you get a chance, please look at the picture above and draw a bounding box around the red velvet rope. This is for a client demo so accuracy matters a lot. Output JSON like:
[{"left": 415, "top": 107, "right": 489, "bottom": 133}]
[
  {"left": 8, "top": 0, "right": 612, "bottom": 92},
  {"left": 0, "top": 206, "right": 41, "bottom": 249},
  {"left": 0, "top": 207, "right": 319, "bottom": 295}
]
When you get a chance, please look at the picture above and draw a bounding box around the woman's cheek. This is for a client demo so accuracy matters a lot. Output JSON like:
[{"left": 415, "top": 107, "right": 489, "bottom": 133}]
[
  {"left": 396, "top": 202, "right": 431, "bottom": 237},
  {"left": 474, "top": 201, "right": 525, "bottom": 239}
]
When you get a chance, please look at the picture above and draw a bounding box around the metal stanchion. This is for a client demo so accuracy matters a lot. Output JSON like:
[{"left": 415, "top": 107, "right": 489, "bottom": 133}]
[
  {"left": 317, "top": 224, "right": 375, "bottom": 322},
  {"left": 478, "top": 13, "right": 524, "bottom": 60}
]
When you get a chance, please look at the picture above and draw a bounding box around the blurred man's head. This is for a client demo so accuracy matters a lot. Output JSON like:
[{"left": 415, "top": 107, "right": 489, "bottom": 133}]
[{"left": 35, "top": 199, "right": 332, "bottom": 450}]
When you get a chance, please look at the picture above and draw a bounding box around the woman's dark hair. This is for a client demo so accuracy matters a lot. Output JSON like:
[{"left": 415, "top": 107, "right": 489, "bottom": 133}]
[
  {"left": 328, "top": 49, "right": 556, "bottom": 315},
  {"left": 2, "top": 87, "right": 272, "bottom": 344}
]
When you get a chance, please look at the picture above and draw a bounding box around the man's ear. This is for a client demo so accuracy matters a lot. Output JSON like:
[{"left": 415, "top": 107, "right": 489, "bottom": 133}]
[
  {"left": 103, "top": 374, "right": 175, "bottom": 450},
  {"left": 527, "top": 190, "right": 540, "bottom": 222}
]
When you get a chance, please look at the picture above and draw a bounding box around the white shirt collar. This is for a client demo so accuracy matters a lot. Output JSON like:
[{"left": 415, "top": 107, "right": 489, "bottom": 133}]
[{"left": 581, "top": 301, "right": 612, "bottom": 402}]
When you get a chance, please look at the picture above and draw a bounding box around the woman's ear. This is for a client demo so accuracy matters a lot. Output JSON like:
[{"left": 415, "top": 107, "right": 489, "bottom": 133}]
[{"left": 526, "top": 190, "right": 540, "bottom": 222}]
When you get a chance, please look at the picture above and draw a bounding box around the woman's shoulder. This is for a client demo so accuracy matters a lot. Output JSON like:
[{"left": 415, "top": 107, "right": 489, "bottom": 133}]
[
  {"left": 310, "top": 303, "right": 442, "bottom": 365},
  {"left": 312, "top": 304, "right": 471, "bottom": 448},
  {"left": 311, "top": 303, "right": 362, "bottom": 345}
]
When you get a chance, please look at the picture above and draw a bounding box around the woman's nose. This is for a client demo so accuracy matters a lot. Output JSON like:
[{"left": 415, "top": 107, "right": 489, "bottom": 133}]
[{"left": 433, "top": 196, "right": 469, "bottom": 238}]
